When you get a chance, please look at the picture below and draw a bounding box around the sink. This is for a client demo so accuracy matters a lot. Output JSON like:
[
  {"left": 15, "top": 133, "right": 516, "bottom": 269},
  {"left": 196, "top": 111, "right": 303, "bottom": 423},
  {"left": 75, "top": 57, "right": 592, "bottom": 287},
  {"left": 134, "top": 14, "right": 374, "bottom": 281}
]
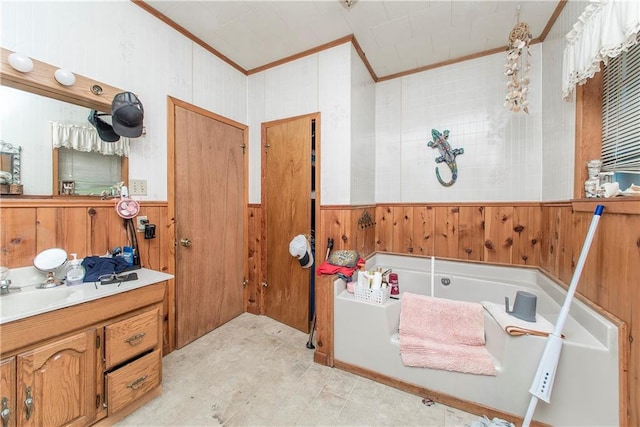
[{"left": 0, "top": 286, "right": 77, "bottom": 323}]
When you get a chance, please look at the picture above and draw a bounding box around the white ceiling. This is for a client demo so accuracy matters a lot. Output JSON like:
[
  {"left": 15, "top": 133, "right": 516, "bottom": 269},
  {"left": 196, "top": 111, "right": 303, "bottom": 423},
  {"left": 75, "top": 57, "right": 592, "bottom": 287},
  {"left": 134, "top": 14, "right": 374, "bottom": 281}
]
[{"left": 143, "top": 0, "right": 562, "bottom": 79}]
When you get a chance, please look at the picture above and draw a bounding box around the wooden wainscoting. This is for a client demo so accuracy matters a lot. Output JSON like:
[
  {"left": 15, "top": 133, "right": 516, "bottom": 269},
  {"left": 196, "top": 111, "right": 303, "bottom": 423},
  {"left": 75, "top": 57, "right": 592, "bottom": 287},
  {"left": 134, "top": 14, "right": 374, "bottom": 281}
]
[{"left": 0, "top": 198, "right": 175, "bottom": 355}]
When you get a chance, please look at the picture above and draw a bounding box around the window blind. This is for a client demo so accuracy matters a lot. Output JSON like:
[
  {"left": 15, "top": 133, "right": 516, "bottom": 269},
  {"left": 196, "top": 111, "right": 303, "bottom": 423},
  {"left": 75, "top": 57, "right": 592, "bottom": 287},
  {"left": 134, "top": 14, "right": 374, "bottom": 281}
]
[
  {"left": 601, "top": 41, "right": 640, "bottom": 172},
  {"left": 58, "top": 148, "right": 121, "bottom": 195}
]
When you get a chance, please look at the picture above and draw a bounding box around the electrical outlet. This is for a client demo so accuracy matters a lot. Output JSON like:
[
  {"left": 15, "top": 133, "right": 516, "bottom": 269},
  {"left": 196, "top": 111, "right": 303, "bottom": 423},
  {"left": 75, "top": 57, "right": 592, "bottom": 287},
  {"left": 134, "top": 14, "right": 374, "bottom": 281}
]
[
  {"left": 129, "top": 179, "right": 147, "bottom": 196},
  {"left": 136, "top": 216, "right": 148, "bottom": 232}
]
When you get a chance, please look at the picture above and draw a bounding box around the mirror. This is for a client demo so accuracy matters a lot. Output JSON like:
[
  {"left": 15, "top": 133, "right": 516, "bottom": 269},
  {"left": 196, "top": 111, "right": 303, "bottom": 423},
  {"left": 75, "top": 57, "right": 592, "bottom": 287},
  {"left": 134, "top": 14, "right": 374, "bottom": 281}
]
[
  {"left": 0, "top": 140, "right": 21, "bottom": 189},
  {"left": 0, "top": 47, "right": 128, "bottom": 196}
]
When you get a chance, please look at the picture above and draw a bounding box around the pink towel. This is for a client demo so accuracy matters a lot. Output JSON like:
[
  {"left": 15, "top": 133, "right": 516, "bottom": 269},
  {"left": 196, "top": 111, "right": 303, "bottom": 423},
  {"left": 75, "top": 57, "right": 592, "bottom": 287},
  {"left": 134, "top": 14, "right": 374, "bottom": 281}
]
[{"left": 399, "top": 292, "right": 496, "bottom": 376}]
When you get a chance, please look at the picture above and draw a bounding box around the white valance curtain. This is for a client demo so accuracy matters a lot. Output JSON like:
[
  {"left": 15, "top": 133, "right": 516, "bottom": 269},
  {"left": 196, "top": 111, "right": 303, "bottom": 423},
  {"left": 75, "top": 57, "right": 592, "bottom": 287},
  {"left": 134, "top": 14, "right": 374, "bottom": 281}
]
[
  {"left": 50, "top": 121, "right": 130, "bottom": 157},
  {"left": 562, "top": 0, "right": 640, "bottom": 101}
]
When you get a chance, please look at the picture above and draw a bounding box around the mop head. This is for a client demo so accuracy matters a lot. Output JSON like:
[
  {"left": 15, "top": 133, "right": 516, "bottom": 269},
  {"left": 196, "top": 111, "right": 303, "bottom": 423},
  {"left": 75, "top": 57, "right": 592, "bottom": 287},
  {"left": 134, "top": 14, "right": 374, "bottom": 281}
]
[{"left": 467, "top": 416, "right": 514, "bottom": 427}]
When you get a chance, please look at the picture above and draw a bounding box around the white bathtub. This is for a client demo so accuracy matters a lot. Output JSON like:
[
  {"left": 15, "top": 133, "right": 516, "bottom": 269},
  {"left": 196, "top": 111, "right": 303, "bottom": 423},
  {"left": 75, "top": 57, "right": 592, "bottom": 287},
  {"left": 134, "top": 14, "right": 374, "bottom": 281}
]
[{"left": 334, "top": 253, "right": 620, "bottom": 427}]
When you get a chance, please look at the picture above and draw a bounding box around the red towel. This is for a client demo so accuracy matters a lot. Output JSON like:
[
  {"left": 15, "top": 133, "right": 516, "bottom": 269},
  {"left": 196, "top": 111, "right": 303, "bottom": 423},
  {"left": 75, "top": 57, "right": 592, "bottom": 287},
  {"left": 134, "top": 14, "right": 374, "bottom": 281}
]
[{"left": 316, "top": 257, "right": 365, "bottom": 278}]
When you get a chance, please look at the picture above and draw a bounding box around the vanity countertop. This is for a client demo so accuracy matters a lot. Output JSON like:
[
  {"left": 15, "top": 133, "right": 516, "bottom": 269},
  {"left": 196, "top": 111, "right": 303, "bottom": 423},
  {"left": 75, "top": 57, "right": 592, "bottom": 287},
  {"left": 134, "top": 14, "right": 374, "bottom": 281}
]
[{"left": 0, "top": 266, "right": 173, "bottom": 325}]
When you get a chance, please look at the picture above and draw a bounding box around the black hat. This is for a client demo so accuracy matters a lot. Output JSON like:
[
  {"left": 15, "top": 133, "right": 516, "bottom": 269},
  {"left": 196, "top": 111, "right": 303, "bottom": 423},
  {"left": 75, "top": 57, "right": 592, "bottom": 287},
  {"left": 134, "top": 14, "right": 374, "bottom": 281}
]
[
  {"left": 88, "top": 110, "right": 120, "bottom": 142},
  {"left": 111, "top": 92, "right": 144, "bottom": 138}
]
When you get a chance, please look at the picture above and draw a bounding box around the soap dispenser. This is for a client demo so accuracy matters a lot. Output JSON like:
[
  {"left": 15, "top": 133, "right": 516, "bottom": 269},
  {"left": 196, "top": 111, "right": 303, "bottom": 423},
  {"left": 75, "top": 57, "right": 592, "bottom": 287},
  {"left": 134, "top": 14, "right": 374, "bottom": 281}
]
[{"left": 65, "top": 253, "right": 85, "bottom": 286}]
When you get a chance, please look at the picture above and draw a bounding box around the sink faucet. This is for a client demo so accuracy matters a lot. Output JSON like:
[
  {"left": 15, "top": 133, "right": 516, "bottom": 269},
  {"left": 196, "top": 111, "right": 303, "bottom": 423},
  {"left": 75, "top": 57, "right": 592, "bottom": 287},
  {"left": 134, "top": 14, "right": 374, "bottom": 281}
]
[{"left": 0, "top": 279, "right": 20, "bottom": 295}]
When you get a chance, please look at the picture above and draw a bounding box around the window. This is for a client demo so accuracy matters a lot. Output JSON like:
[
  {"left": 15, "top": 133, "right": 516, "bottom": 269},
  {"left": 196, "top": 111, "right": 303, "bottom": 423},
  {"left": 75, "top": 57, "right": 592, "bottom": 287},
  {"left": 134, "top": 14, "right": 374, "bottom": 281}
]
[
  {"left": 601, "top": 41, "right": 640, "bottom": 177},
  {"left": 56, "top": 148, "right": 124, "bottom": 196}
]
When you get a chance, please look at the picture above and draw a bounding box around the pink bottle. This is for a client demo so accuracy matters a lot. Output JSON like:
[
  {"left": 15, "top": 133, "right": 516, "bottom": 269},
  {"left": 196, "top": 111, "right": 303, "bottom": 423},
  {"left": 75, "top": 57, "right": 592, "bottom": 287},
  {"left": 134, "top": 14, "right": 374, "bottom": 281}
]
[{"left": 389, "top": 273, "right": 399, "bottom": 295}]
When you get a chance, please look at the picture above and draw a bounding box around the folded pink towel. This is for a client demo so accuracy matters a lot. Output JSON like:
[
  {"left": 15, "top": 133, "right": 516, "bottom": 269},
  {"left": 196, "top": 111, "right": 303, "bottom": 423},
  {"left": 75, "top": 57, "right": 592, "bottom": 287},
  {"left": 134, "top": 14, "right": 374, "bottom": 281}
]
[{"left": 399, "top": 292, "right": 496, "bottom": 376}]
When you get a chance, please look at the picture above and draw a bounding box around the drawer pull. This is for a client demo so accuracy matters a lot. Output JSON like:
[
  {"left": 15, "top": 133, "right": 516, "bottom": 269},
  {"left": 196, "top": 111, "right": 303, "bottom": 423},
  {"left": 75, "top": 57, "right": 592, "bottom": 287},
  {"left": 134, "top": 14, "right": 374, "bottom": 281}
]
[
  {"left": 124, "top": 332, "right": 146, "bottom": 346},
  {"left": 1, "top": 397, "right": 10, "bottom": 427},
  {"left": 126, "top": 375, "right": 148, "bottom": 390}
]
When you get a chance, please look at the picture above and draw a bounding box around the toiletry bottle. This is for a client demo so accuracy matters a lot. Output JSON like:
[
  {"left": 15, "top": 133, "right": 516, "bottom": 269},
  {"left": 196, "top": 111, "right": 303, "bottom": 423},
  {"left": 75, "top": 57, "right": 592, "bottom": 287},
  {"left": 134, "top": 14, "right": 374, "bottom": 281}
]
[
  {"left": 66, "top": 253, "right": 85, "bottom": 285},
  {"left": 389, "top": 273, "right": 399, "bottom": 295}
]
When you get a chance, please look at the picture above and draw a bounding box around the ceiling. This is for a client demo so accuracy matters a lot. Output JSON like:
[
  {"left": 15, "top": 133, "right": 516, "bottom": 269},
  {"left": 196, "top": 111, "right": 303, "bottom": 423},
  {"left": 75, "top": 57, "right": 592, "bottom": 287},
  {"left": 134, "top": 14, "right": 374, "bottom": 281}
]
[{"left": 142, "top": 0, "right": 563, "bottom": 80}]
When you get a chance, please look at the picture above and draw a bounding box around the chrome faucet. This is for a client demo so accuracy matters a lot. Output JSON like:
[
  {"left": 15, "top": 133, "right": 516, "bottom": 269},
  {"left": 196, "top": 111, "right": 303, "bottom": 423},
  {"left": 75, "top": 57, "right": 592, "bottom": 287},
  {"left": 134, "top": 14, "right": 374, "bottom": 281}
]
[{"left": 0, "top": 279, "right": 19, "bottom": 295}]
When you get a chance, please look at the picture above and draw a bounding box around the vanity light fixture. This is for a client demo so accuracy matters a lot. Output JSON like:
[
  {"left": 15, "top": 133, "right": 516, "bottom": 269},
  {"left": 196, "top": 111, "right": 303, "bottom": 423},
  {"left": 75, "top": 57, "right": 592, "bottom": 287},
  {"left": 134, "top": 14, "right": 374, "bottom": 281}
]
[
  {"left": 54, "top": 68, "right": 76, "bottom": 86},
  {"left": 7, "top": 52, "right": 34, "bottom": 73}
]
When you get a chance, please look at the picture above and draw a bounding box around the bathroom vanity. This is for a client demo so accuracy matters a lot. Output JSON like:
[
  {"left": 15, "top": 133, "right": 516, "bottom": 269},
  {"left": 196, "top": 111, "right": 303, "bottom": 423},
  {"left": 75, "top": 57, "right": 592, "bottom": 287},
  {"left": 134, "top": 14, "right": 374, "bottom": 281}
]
[{"left": 0, "top": 268, "right": 171, "bottom": 426}]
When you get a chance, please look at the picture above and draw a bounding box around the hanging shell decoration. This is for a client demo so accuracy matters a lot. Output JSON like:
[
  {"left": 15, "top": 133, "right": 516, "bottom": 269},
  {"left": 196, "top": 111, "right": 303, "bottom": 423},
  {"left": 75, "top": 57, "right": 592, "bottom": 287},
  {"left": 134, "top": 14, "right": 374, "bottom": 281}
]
[{"left": 504, "top": 20, "right": 532, "bottom": 114}]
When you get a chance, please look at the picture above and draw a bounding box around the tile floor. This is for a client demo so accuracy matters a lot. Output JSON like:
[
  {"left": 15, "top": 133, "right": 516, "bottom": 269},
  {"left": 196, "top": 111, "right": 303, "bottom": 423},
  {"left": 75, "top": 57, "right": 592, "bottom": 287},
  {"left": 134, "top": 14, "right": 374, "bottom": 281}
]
[{"left": 116, "top": 313, "right": 480, "bottom": 426}]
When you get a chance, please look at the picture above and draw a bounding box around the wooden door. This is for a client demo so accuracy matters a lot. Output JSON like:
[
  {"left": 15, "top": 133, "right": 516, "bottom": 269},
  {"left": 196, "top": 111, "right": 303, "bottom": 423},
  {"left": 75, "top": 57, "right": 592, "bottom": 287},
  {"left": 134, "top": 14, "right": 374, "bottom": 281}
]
[
  {"left": 16, "top": 330, "right": 95, "bottom": 427},
  {"left": 0, "top": 358, "right": 16, "bottom": 427},
  {"left": 173, "top": 101, "right": 246, "bottom": 349},
  {"left": 263, "top": 115, "right": 315, "bottom": 332}
]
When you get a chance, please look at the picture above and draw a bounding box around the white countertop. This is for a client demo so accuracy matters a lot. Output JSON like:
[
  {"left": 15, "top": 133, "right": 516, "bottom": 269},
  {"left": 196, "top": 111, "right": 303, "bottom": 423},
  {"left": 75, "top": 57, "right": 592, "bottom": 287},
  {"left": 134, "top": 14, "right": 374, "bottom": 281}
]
[{"left": 0, "top": 266, "right": 173, "bottom": 325}]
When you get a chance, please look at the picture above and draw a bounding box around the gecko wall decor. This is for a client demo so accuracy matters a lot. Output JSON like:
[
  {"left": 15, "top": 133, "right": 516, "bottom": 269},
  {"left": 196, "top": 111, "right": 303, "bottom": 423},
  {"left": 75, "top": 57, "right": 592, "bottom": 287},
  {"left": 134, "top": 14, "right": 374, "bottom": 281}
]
[{"left": 428, "top": 128, "right": 464, "bottom": 187}]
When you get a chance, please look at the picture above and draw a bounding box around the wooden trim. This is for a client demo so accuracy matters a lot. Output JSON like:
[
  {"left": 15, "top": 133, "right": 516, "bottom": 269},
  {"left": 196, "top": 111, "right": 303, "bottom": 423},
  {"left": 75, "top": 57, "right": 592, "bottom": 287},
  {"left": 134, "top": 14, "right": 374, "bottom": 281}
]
[
  {"left": 1, "top": 47, "right": 122, "bottom": 113},
  {"left": 333, "top": 359, "right": 550, "bottom": 427},
  {"left": 572, "top": 198, "right": 640, "bottom": 215},
  {"left": 52, "top": 148, "right": 59, "bottom": 195},
  {"left": 538, "top": 1, "right": 568, "bottom": 42},
  {"left": 131, "top": 1, "right": 246, "bottom": 75},
  {"left": 166, "top": 96, "right": 177, "bottom": 353},
  {"left": 350, "top": 35, "right": 378, "bottom": 82},
  {"left": 248, "top": 35, "right": 354, "bottom": 75},
  {"left": 574, "top": 71, "right": 603, "bottom": 198},
  {"left": 0, "top": 199, "right": 167, "bottom": 207},
  {"left": 374, "top": 201, "right": 543, "bottom": 208}
]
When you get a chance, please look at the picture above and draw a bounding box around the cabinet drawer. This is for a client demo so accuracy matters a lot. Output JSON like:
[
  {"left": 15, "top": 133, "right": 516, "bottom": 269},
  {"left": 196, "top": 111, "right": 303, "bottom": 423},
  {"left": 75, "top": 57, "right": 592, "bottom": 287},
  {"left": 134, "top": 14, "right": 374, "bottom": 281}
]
[
  {"left": 106, "top": 349, "right": 161, "bottom": 415},
  {"left": 105, "top": 308, "right": 159, "bottom": 369}
]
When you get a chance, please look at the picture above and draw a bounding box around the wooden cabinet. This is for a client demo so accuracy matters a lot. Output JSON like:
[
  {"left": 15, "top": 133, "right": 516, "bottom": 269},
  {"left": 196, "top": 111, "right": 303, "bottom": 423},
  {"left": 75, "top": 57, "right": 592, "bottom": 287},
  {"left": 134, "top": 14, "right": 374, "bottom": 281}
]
[
  {"left": 1, "top": 358, "right": 16, "bottom": 427},
  {"left": 16, "top": 330, "right": 95, "bottom": 426},
  {"left": 100, "top": 308, "right": 162, "bottom": 419},
  {"left": 0, "top": 282, "right": 165, "bottom": 427}
]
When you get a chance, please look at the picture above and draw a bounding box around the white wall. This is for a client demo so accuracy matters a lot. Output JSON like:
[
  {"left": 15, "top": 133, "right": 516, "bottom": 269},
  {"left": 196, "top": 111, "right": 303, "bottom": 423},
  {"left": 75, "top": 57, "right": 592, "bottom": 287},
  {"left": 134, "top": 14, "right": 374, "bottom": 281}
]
[
  {"left": 1, "top": 1, "right": 247, "bottom": 200},
  {"left": 540, "top": 0, "right": 589, "bottom": 200},
  {"left": 350, "top": 45, "right": 376, "bottom": 205},
  {"left": 248, "top": 43, "right": 353, "bottom": 205},
  {"left": 375, "top": 46, "right": 543, "bottom": 203}
]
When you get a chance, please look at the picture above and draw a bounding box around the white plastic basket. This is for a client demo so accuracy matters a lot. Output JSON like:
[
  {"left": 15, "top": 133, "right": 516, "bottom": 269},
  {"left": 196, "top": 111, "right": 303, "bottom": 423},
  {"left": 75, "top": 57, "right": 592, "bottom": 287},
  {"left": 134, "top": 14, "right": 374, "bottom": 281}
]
[{"left": 354, "top": 284, "right": 390, "bottom": 305}]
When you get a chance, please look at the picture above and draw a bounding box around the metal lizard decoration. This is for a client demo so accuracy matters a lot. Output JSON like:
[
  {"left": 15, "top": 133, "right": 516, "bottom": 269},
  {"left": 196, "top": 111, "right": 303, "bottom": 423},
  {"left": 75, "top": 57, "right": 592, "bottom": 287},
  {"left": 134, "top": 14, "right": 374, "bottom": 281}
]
[{"left": 427, "top": 129, "right": 464, "bottom": 187}]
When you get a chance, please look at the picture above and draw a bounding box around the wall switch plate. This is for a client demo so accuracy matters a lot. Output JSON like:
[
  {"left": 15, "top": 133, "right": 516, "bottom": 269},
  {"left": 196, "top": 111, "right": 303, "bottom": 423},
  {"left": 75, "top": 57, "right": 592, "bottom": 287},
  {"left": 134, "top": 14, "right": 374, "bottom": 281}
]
[
  {"left": 136, "top": 216, "right": 148, "bottom": 232},
  {"left": 130, "top": 179, "right": 147, "bottom": 196}
]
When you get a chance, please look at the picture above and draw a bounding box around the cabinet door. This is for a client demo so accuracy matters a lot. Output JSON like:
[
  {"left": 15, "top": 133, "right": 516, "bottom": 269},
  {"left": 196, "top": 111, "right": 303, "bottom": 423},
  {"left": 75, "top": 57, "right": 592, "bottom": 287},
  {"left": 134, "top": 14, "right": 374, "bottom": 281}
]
[
  {"left": 16, "top": 330, "right": 96, "bottom": 427},
  {"left": 0, "top": 358, "right": 16, "bottom": 427}
]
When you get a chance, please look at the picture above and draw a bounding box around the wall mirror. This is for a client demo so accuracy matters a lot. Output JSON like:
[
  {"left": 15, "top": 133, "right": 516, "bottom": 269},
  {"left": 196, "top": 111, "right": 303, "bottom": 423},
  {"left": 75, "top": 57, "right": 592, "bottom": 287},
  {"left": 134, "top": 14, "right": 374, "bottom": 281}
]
[
  {"left": 0, "top": 47, "right": 128, "bottom": 197},
  {"left": 0, "top": 140, "right": 21, "bottom": 184}
]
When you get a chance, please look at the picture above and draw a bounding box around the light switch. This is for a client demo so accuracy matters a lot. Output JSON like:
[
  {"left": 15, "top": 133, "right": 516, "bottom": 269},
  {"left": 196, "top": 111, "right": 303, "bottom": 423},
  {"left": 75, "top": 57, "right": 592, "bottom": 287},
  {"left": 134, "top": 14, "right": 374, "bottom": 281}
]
[{"left": 130, "top": 179, "right": 147, "bottom": 196}]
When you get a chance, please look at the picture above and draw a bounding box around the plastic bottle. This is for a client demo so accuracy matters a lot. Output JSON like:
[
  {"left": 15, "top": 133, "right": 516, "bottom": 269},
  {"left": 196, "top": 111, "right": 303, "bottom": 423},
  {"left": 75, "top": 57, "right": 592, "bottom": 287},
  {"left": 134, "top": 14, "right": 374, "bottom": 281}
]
[{"left": 65, "top": 253, "right": 85, "bottom": 285}]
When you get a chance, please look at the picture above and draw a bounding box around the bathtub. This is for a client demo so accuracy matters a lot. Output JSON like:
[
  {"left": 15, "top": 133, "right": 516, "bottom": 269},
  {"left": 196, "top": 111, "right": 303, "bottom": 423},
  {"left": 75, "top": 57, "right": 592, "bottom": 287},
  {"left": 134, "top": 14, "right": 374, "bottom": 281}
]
[{"left": 333, "top": 253, "right": 620, "bottom": 427}]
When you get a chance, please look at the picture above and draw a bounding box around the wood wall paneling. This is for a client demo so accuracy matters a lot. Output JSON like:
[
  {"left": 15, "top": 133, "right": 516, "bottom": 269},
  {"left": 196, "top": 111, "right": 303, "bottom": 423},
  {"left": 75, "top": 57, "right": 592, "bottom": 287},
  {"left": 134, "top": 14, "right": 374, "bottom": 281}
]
[
  {"left": 512, "top": 205, "right": 542, "bottom": 266},
  {"left": 434, "top": 206, "right": 459, "bottom": 258},
  {"left": 0, "top": 207, "right": 36, "bottom": 267},
  {"left": 458, "top": 206, "right": 484, "bottom": 261},
  {"left": 246, "top": 205, "right": 262, "bottom": 315},
  {"left": 483, "top": 206, "right": 513, "bottom": 264},
  {"left": 375, "top": 206, "right": 393, "bottom": 252},
  {"left": 412, "top": 206, "right": 435, "bottom": 256}
]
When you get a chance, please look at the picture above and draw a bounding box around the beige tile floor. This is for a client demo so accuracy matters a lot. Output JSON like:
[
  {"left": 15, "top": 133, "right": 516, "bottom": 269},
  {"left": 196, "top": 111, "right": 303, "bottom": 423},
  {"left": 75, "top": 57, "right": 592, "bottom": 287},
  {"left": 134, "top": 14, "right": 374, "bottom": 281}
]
[{"left": 116, "top": 313, "right": 480, "bottom": 426}]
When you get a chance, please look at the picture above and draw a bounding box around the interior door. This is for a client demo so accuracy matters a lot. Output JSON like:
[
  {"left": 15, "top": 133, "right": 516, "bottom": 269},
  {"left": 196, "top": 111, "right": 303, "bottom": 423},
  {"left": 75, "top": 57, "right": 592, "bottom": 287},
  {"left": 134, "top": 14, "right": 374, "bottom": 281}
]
[
  {"left": 263, "top": 115, "right": 314, "bottom": 332},
  {"left": 174, "top": 102, "right": 245, "bottom": 349}
]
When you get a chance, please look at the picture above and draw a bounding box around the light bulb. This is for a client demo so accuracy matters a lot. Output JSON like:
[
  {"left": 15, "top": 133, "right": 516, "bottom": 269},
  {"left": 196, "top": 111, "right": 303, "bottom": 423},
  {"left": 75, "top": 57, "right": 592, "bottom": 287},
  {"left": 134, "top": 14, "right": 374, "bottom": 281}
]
[
  {"left": 7, "top": 52, "right": 34, "bottom": 73},
  {"left": 54, "top": 68, "right": 76, "bottom": 86}
]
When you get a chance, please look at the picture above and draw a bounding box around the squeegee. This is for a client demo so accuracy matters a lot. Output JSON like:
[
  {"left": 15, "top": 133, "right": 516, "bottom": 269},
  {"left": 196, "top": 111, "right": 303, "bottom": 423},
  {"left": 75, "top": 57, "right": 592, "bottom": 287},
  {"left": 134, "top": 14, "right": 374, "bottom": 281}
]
[{"left": 522, "top": 204, "right": 604, "bottom": 427}]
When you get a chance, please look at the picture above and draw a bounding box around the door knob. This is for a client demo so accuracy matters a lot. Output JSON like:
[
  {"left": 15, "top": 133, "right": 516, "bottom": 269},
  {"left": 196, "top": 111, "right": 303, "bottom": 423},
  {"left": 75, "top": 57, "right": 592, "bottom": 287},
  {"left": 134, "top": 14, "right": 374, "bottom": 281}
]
[{"left": 180, "top": 238, "right": 191, "bottom": 247}]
